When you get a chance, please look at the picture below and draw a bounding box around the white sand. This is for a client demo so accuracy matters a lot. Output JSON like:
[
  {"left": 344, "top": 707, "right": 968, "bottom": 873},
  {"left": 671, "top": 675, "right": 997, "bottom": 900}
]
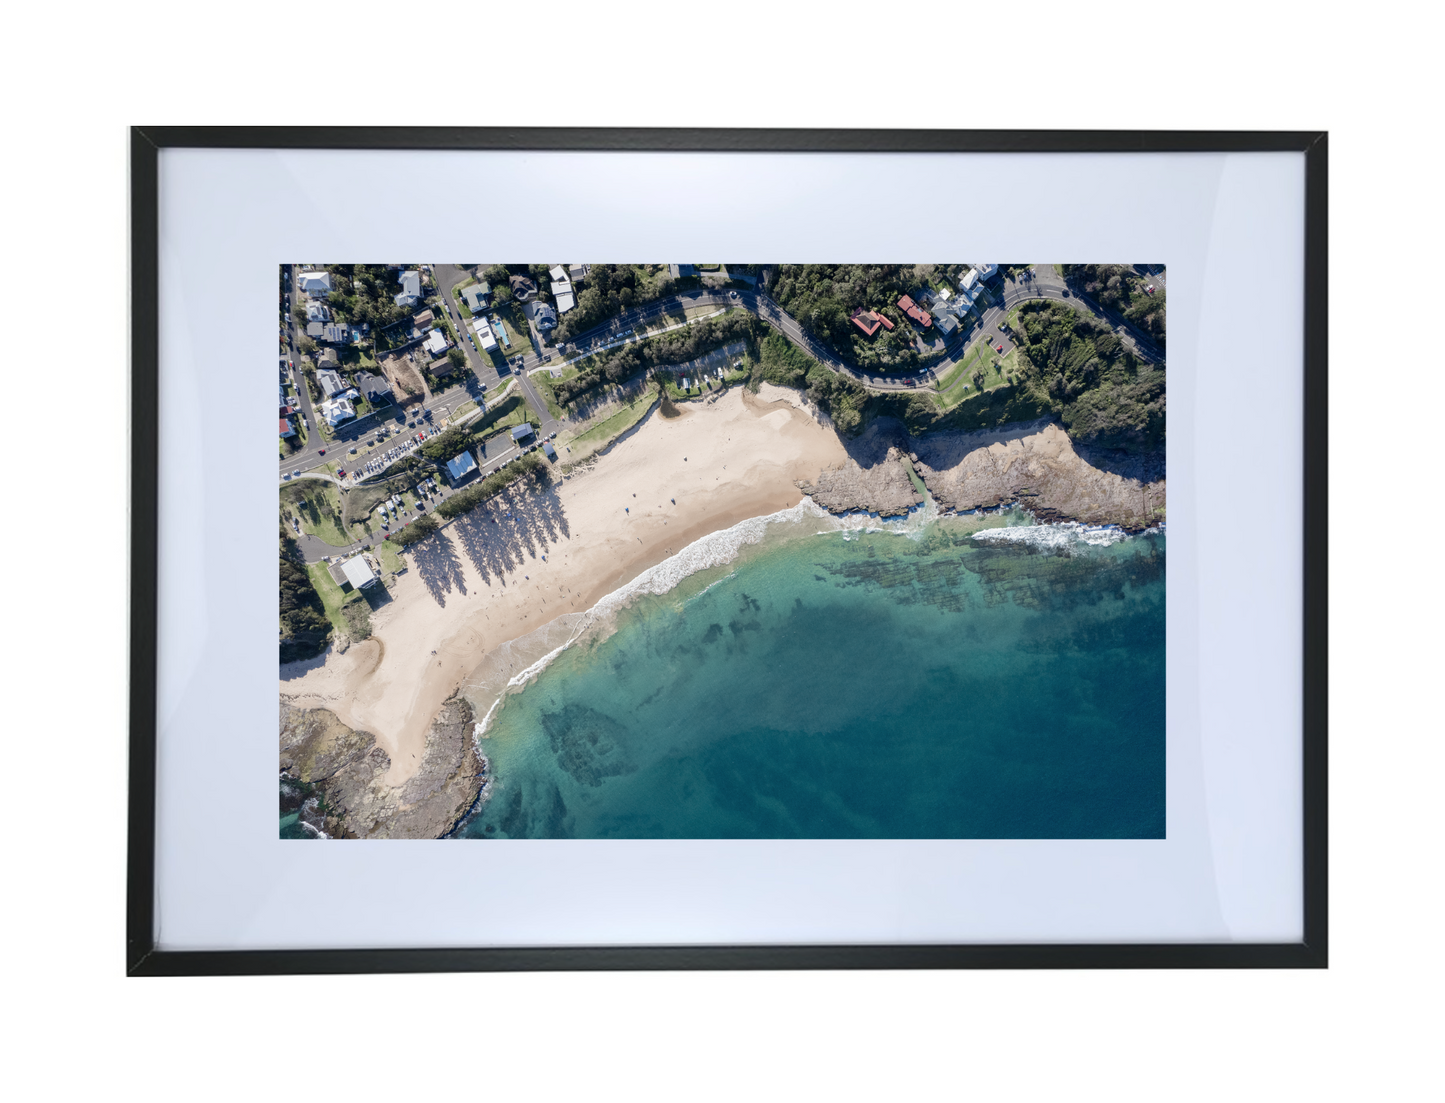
[{"left": 281, "top": 386, "right": 848, "bottom": 786}]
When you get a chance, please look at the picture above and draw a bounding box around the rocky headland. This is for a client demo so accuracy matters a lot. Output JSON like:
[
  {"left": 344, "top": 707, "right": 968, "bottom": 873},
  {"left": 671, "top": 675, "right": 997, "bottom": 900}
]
[
  {"left": 801, "top": 417, "right": 1164, "bottom": 533},
  {"left": 279, "top": 695, "right": 486, "bottom": 839}
]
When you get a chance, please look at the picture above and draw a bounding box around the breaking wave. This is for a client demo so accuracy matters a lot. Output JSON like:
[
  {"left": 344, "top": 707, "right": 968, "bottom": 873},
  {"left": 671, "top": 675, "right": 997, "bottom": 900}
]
[
  {"left": 971, "top": 520, "right": 1131, "bottom": 551},
  {"left": 466, "top": 499, "right": 835, "bottom": 745}
]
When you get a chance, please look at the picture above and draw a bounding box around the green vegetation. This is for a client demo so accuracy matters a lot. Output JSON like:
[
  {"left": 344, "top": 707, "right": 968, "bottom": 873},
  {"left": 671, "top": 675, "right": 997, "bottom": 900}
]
[
  {"left": 388, "top": 513, "right": 439, "bottom": 545},
  {"left": 392, "top": 453, "right": 550, "bottom": 533},
  {"left": 279, "top": 531, "right": 330, "bottom": 662},
  {"left": 566, "top": 387, "right": 659, "bottom": 457},
  {"left": 552, "top": 264, "right": 679, "bottom": 343},
  {"left": 341, "top": 599, "right": 372, "bottom": 640},
  {"left": 375, "top": 540, "right": 404, "bottom": 576},
  {"left": 447, "top": 347, "right": 466, "bottom": 370},
  {"left": 280, "top": 480, "right": 355, "bottom": 547},
  {"left": 554, "top": 312, "right": 756, "bottom": 408},
  {"left": 752, "top": 333, "right": 868, "bottom": 434},
  {"left": 1061, "top": 264, "right": 1166, "bottom": 348},
  {"left": 305, "top": 562, "right": 348, "bottom": 633},
  {"left": 769, "top": 263, "right": 952, "bottom": 371},
  {"left": 324, "top": 264, "right": 416, "bottom": 330}
]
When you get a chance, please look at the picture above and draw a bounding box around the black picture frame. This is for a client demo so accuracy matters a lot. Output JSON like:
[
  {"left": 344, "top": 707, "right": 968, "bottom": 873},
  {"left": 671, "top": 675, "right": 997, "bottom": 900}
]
[{"left": 128, "top": 126, "right": 1327, "bottom": 976}]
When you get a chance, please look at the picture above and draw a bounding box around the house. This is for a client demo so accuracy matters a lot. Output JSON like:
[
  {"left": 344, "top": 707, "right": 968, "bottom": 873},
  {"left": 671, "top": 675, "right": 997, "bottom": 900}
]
[
  {"left": 973, "top": 263, "right": 999, "bottom": 281},
  {"left": 355, "top": 371, "right": 393, "bottom": 406},
  {"left": 936, "top": 313, "right": 959, "bottom": 338},
  {"left": 339, "top": 554, "right": 380, "bottom": 590},
  {"left": 548, "top": 264, "right": 568, "bottom": 284},
  {"left": 668, "top": 264, "right": 695, "bottom": 278},
  {"left": 849, "top": 308, "right": 895, "bottom": 337},
  {"left": 533, "top": 303, "right": 558, "bottom": 330},
  {"left": 297, "top": 270, "right": 332, "bottom": 299},
  {"left": 474, "top": 318, "right": 498, "bottom": 351},
  {"left": 423, "top": 329, "right": 449, "bottom": 358},
  {"left": 319, "top": 397, "right": 356, "bottom": 427},
  {"left": 511, "top": 423, "right": 535, "bottom": 442},
  {"left": 306, "top": 321, "right": 324, "bottom": 339},
  {"left": 550, "top": 275, "right": 572, "bottom": 298},
  {"left": 897, "top": 295, "right": 933, "bottom": 328},
  {"left": 555, "top": 290, "right": 576, "bottom": 314},
  {"left": 322, "top": 322, "right": 350, "bottom": 344},
  {"left": 445, "top": 450, "right": 478, "bottom": 483},
  {"left": 280, "top": 417, "right": 296, "bottom": 439},
  {"left": 567, "top": 264, "right": 587, "bottom": 284},
  {"left": 509, "top": 275, "right": 538, "bottom": 300},
  {"left": 394, "top": 269, "right": 422, "bottom": 307},
  {"left": 306, "top": 301, "right": 330, "bottom": 323},
  {"left": 412, "top": 309, "right": 435, "bottom": 331},
  {"left": 542, "top": 440, "right": 557, "bottom": 460},
  {"left": 461, "top": 283, "right": 490, "bottom": 313},
  {"left": 316, "top": 368, "right": 346, "bottom": 398},
  {"left": 317, "top": 347, "right": 341, "bottom": 369}
]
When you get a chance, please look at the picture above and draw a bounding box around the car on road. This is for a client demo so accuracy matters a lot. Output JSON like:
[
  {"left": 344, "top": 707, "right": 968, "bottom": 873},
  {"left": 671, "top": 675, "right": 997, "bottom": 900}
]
[
  {"left": 729, "top": 291, "right": 739, "bottom": 299},
  {"left": 318, "top": 449, "right": 326, "bottom": 456},
  {"left": 337, "top": 469, "right": 346, "bottom": 478}
]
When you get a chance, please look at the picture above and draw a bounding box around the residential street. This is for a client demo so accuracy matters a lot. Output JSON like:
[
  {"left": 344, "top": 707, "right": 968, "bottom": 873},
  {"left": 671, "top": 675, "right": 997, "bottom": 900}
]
[{"left": 281, "top": 264, "right": 1163, "bottom": 492}]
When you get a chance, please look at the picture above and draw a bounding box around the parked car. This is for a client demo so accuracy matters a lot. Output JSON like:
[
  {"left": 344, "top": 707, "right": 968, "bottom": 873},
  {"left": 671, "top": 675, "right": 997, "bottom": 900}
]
[
  {"left": 995, "top": 344, "right": 1004, "bottom": 353},
  {"left": 1144, "top": 284, "right": 1156, "bottom": 294}
]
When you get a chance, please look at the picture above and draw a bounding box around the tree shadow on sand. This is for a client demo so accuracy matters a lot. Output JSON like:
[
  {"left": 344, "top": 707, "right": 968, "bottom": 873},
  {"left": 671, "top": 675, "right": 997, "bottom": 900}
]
[
  {"left": 410, "top": 529, "right": 469, "bottom": 606},
  {"left": 446, "top": 478, "right": 571, "bottom": 587}
]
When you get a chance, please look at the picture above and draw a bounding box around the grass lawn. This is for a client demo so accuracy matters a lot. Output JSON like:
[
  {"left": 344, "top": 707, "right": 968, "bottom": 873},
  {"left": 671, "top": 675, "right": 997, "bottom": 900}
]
[
  {"left": 281, "top": 481, "right": 358, "bottom": 547},
  {"left": 473, "top": 392, "right": 532, "bottom": 437},
  {"left": 565, "top": 389, "right": 659, "bottom": 461},
  {"left": 937, "top": 342, "right": 1016, "bottom": 409},
  {"left": 452, "top": 399, "right": 478, "bottom": 419},
  {"left": 307, "top": 562, "right": 349, "bottom": 632},
  {"left": 376, "top": 540, "right": 404, "bottom": 576},
  {"left": 529, "top": 373, "right": 568, "bottom": 420}
]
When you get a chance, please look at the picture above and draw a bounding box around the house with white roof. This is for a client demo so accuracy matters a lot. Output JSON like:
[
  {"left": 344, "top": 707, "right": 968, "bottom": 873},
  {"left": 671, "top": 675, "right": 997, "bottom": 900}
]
[
  {"left": 394, "top": 270, "right": 422, "bottom": 307},
  {"left": 307, "top": 301, "right": 330, "bottom": 322},
  {"left": 555, "top": 290, "right": 576, "bottom": 313},
  {"left": 339, "top": 554, "right": 379, "bottom": 590},
  {"left": 973, "top": 263, "right": 998, "bottom": 281},
  {"left": 548, "top": 265, "right": 568, "bottom": 284},
  {"left": 319, "top": 397, "right": 356, "bottom": 427},
  {"left": 423, "top": 329, "right": 449, "bottom": 358},
  {"left": 298, "top": 270, "right": 332, "bottom": 299},
  {"left": 474, "top": 318, "right": 498, "bottom": 351}
]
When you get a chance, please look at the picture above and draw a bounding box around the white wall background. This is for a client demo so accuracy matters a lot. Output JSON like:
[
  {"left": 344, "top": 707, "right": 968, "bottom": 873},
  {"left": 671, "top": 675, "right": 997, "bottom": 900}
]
[{"left": 1, "top": 1, "right": 1438, "bottom": 1099}]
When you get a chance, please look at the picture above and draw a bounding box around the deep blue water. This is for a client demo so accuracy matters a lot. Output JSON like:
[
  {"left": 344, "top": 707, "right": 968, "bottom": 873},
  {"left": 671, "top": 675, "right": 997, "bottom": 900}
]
[{"left": 459, "top": 515, "right": 1164, "bottom": 839}]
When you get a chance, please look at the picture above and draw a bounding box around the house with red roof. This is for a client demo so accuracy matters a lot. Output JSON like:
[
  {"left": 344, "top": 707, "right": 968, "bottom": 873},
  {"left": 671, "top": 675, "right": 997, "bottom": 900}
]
[
  {"left": 897, "top": 295, "right": 932, "bottom": 328},
  {"left": 849, "top": 308, "right": 897, "bottom": 337}
]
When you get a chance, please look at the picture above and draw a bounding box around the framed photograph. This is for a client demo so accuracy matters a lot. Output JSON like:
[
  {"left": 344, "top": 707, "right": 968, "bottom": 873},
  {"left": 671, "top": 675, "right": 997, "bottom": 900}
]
[{"left": 129, "top": 127, "right": 1326, "bottom": 974}]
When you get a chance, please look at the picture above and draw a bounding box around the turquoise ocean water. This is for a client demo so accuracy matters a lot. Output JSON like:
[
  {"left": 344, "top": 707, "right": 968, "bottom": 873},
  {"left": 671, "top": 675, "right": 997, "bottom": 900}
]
[{"left": 457, "top": 506, "right": 1164, "bottom": 839}]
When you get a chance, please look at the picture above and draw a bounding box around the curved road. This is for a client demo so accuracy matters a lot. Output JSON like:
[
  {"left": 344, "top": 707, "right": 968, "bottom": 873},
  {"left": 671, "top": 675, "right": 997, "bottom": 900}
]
[{"left": 548, "top": 268, "right": 1161, "bottom": 398}]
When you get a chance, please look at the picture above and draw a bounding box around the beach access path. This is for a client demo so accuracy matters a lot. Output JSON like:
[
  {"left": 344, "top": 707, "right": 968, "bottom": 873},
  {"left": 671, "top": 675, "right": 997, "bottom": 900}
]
[{"left": 280, "top": 384, "right": 849, "bottom": 787}]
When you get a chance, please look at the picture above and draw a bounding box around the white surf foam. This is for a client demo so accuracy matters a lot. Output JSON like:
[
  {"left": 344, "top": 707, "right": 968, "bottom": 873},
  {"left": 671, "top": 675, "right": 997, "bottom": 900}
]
[
  {"left": 466, "top": 498, "right": 835, "bottom": 749},
  {"left": 970, "top": 520, "right": 1130, "bottom": 551}
]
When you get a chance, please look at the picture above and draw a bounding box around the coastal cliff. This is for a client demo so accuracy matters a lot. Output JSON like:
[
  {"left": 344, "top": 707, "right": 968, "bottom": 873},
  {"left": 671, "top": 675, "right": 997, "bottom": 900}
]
[
  {"left": 802, "top": 417, "right": 1164, "bottom": 533},
  {"left": 279, "top": 695, "right": 486, "bottom": 839},
  {"left": 797, "top": 445, "right": 923, "bottom": 517}
]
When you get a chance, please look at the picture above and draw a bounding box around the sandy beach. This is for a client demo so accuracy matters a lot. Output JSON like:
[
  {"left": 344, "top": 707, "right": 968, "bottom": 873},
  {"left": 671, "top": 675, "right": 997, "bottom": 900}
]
[{"left": 280, "top": 384, "right": 848, "bottom": 786}]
